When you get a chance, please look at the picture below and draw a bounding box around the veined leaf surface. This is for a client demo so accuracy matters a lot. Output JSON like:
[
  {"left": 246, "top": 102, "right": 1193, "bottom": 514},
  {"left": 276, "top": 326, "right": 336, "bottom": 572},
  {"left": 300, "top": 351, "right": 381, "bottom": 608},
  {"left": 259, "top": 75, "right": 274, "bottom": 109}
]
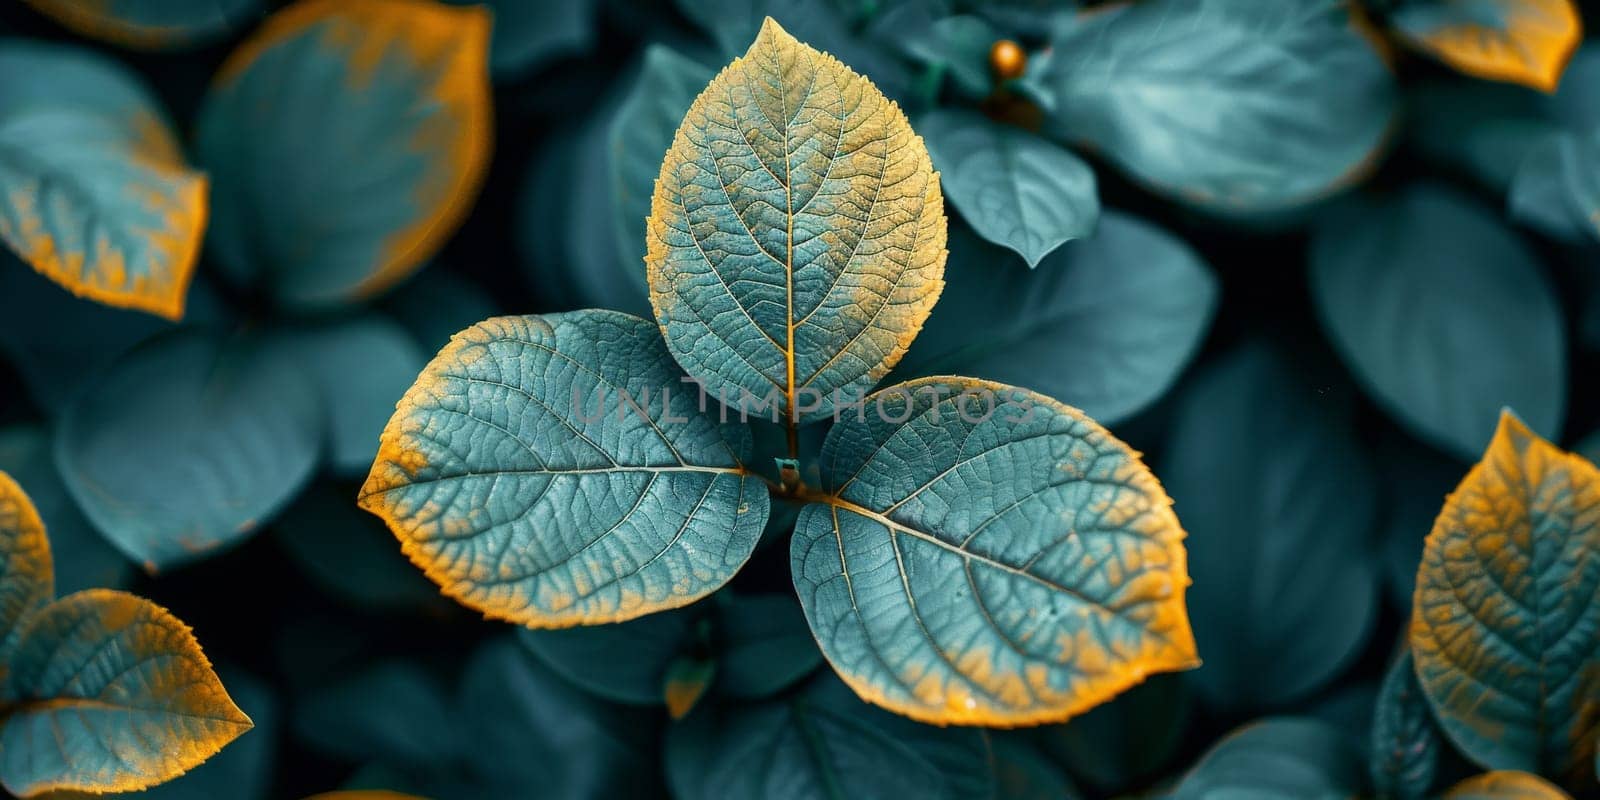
[
  {"left": 1443, "top": 771, "right": 1572, "bottom": 799},
  {"left": 1035, "top": 0, "right": 1395, "bottom": 212},
  {"left": 646, "top": 18, "right": 947, "bottom": 424},
  {"left": 1391, "top": 0, "right": 1581, "bottom": 92},
  {"left": 0, "top": 41, "right": 204, "bottom": 320},
  {"left": 0, "top": 471, "right": 51, "bottom": 655},
  {"left": 0, "top": 589, "right": 251, "bottom": 797},
  {"left": 360, "top": 311, "right": 771, "bottom": 628},
  {"left": 1410, "top": 411, "right": 1600, "bottom": 783},
  {"left": 1369, "top": 649, "right": 1442, "bottom": 800},
  {"left": 196, "top": 0, "right": 491, "bottom": 309},
  {"left": 20, "top": 0, "right": 260, "bottom": 50},
  {"left": 792, "top": 377, "right": 1197, "bottom": 726},
  {"left": 920, "top": 110, "right": 1097, "bottom": 267}
]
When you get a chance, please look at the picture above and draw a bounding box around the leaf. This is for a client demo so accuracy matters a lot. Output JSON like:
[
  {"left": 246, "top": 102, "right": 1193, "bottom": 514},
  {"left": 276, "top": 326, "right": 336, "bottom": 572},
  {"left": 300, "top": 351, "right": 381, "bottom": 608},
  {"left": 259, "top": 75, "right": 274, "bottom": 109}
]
[
  {"left": 1168, "top": 718, "right": 1364, "bottom": 799},
  {"left": 1409, "top": 411, "right": 1600, "bottom": 784},
  {"left": 0, "top": 427, "right": 129, "bottom": 596},
  {"left": 196, "top": 0, "right": 491, "bottom": 310},
  {"left": 0, "top": 589, "right": 252, "bottom": 797},
  {"left": 885, "top": 13, "right": 999, "bottom": 98},
  {"left": 1369, "top": 649, "right": 1442, "bottom": 800},
  {"left": 1554, "top": 130, "right": 1600, "bottom": 242},
  {"left": 645, "top": 18, "right": 947, "bottom": 424},
  {"left": 381, "top": 270, "right": 499, "bottom": 355},
  {"left": 1162, "top": 343, "right": 1379, "bottom": 710},
  {"left": 447, "top": 0, "right": 596, "bottom": 76},
  {"left": 19, "top": 0, "right": 261, "bottom": 49},
  {"left": 792, "top": 376, "right": 1197, "bottom": 726},
  {"left": 992, "top": 738, "right": 1080, "bottom": 800},
  {"left": 1509, "top": 133, "right": 1595, "bottom": 242},
  {"left": 1309, "top": 184, "right": 1565, "bottom": 461},
  {"left": 132, "top": 668, "right": 278, "bottom": 800},
  {"left": 1035, "top": 0, "right": 1395, "bottom": 211},
  {"left": 274, "top": 483, "right": 443, "bottom": 613},
  {"left": 265, "top": 315, "right": 428, "bottom": 476},
  {"left": 893, "top": 215, "right": 1215, "bottom": 426},
  {"left": 0, "top": 470, "right": 51, "bottom": 655},
  {"left": 713, "top": 593, "right": 823, "bottom": 699},
  {"left": 674, "top": 1, "right": 912, "bottom": 96},
  {"left": 294, "top": 661, "right": 455, "bottom": 766},
  {"left": 55, "top": 328, "right": 323, "bottom": 571},
  {"left": 919, "top": 110, "right": 1098, "bottom": 267},
  {"left": 610, "top": 45, "right": 714, "bottom": 278},
  {"left": 359, "top": 311, "right": 771, "bottom": 627},
  {"left": 1030, "top": 675, "right": 1191, "bottom": 794},
  {"left": 666, "top": 675, "right": 996, "bottom": 800},
  {"left": 664, "top": 656, "right": 717, "bottom": 718},
  {"left": 519, "top": 606, "right": 698, "bottom": 705},
  {"left": 1406, "top": 78, "right": 1556, "bottom": 193},
  {"left": 0, "top": 40, "right": 204, "bottom": 320},
  {"left": 1390, "top": 0, "right": 1581, "bottom": 93},
  {"left": 1443, "top": 771, "right": 1573, "bottom": 799}
]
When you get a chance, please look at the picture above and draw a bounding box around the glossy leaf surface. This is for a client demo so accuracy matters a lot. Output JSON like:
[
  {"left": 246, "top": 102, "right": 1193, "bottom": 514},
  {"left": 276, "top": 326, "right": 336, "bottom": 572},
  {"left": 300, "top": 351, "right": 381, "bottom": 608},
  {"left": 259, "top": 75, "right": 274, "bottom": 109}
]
[
  {"left": 0, "top": 41, "right": 203, "bottom": 320},
  {"left": 1168, "top": 718, "right": 1364, "bottom": 799},
  {"left": 920, "top": 110, "right": 1097, "bottom": 267},
  {"left": 196, "top": 0, "right": 491, "bottom": 309},
  {"left": 20, "top": 0, "right": 260, "bottom": 49},
  {"left": 646, "top": 18, "right": 947, "bottom": 424},
  {"left": 1036, "top": 0, "right": 1395, "bottom": 211},
  {"left": 1410, "top": 411, "right": 1600, "bottom": 782},
  {"left": 1310, "top": 185, "right": 1565, "bottom": 461},
  {"left": 1391, "top": 0, "right": 1581, "bottom": 92},
  {"left": 894, "top": 216, "right": 1215, "bottom": 425},
  {"left": 792, "top": 376, "right": 1197, "bottom": 725},
  {"left": 1163, "top": 343, "right": 1379, "bottom": 710},
  {"left": 360, "top": 311, "right": 770, "bottom": 627},
  {"left": 55, "top": 328, "right": 323, "bottom": 571},
  {"left": 0, "top": 590, "right": 251, "bottom": 797}
]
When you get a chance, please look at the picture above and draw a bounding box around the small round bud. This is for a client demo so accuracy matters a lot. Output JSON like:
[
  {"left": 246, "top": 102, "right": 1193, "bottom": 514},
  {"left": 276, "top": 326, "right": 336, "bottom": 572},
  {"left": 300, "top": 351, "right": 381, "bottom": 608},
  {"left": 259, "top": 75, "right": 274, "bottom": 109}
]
[{"left": 989, "top": 40, "right": 1027, "bottom": 81}]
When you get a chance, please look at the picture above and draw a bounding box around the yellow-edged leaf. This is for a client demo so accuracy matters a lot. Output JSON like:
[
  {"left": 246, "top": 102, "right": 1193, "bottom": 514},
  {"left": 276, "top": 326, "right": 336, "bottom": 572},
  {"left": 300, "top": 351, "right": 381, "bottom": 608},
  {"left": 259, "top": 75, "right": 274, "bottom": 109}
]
[
  {"left": 0, "top": 471, "right": 51, "bottom": 656},
  {"left": 1393, "top": 0, "right": 1582, "bottom": 92},
  {"left": 1444, "top": 770, "right": 1572, "bottom": 798}
]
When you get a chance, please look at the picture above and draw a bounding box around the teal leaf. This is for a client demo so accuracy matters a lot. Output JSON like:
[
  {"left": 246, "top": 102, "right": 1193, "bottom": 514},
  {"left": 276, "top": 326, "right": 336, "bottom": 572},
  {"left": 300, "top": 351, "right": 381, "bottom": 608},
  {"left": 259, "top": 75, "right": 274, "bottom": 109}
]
[
  {"left": 1407, "top": 79, "right": 1555, "bottom": 192},
  {"left": 666, "top": 675, "right": 996, "bottom": 800},
  {"left": 992, "top": 738, "right": 1080, "bottom": 800},
  {"left": 1376, "top": 437, "right": 1465, "bottom": 611},
  {"left": 55, "top": 328, "right": 323, "bottom": 571},
  {"left": 20, "top": 0, "right": 260, "bottom": 49},
  {"left": 1554, "top": 130, "right": 1600, "bottom": 242},
  {"left": 132, "top": 668, "right": 277, "bottom": 800},
  {"left": 0, "top": 469, "right": 49, "bottom": 659},
  {"left": 889, "top": 14, "right": 1001, "bottom": 98},
  {"left": 609, "top": 46, "right": 714, "bottom": 278},
  {"left": 920, "top": 110, "right": 1098, "bottom": 267},
  {"left": 713, "top": 592, "right": 823, "bottom": 699},
  {"left": 1410, "top": 412, "right": 1600, "bottom": 784},
  {"left": 196, "top": 0, "right": 491, "bottom": 310},
  {"left": 792, "top": 376, "right": 1198, "bottom": 725},
  {"left": 274, "top": 483, "right": 444, "bottom": 613},
  {"left": 265, "top": 315, "right": 427, "bottom": 476},
  {"left": 1036, "top": 0, "right": 1395, "bottom": 211},
  {"left": 294, "top": 661, "right": 455, "bottom": 766},
  {"left": 1030, "top": 675, "right": 1191, "bottom": 795},
  {"left": 1163, "top": 343, "right": 1379, "bottom": 710},
  {"left": 1309, "top": 184, "right": 1565, "bottom": 461},
  {"left": 0, "top": 40, "right": 204, "bottom": 320},
  {"left": 359, "top": 311, "right": 770, "bottom": 627},
  {"left": 381, "top": 269, "right": 499, "bottom": 355},
  {"left": 0, "top": 589, "right": 252, "bottom": 797},
  {"left": 1368, "top": 649, "right": 1441, "bottom": 800},
  {"left": 1169, "top": 718, "right": 1364, "bottom": 799},
  {"left": 1509, "top": 132, "right": 1594, "bottom": 242},
  {"left": 646, "top": 19, "right": 947, "bottom": 424},
  {"left": 448, "top": 0, "right": 596, "bottom": 76},
  {"left": 0, "top": 426, "right": 130, "bottom": 595},
  {"left": 894, "top": 215, "right": 1215, "bottom": 425},
  {"left": 519, "top": 605, "right": 698, "bottom": 705},
  {"left": 673, "top": 0, "right": 912, "bottom": 96}
]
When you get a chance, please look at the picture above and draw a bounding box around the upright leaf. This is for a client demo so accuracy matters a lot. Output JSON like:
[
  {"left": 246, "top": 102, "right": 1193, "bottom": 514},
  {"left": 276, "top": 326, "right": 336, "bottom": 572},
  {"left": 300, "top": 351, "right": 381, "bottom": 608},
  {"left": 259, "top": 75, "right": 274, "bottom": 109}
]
[
  {"left": 0, "top": 471, "right": 50, "bottom": 655},
  {"left": 360, "top": 311, "right": 771, "bottom": 627},
  {"left": 55, "top": 329, "right": 323, "bottom": 571},
  {"left": 1389, "top": 0, "right": 1581, "bottom": 92},
  {"left": 1443, "top": 771, "right": 1572, "bottom": 798},
  {"left": 1035, "top": 0, "right": 1395, "bottom": 211},
  {"left": 1163, "top": 343, "right": 1380, "bottom": 710},
  {"left": 1310, "top": 184, "right": 1565, "bottom": 461},
  {"left": 792, "top": 376, "right": 1197, "bottom": 725},
  {"left": 0, "top": 589, "right": 251, "bottom": 797},
  {"left": 20, "top": 0, "right": 261, "bottom": 50},
  {"left": 894, "top": 216, "right": 1215, "bottom": 426},
  {"left": 646, "top": 18, "right": 947, "bottom": 424},
  {"left": 196, "top": 0, "right": 491, "bottom": 309},
  {"left": 1410, "top": 411, "right": 1600, "bottom": 784},
  {"left": 0, "top": 41, "right": 204, "bottom": 319},
  {"left": 1168, "top": 718, "right": 1365, "bottom": 799},
  {"left": 920, "top": 110, "right": 1097, "bottom": 267},
  {"left": 1369, "top": 649, "right": 1442, "bottom": 800}
]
